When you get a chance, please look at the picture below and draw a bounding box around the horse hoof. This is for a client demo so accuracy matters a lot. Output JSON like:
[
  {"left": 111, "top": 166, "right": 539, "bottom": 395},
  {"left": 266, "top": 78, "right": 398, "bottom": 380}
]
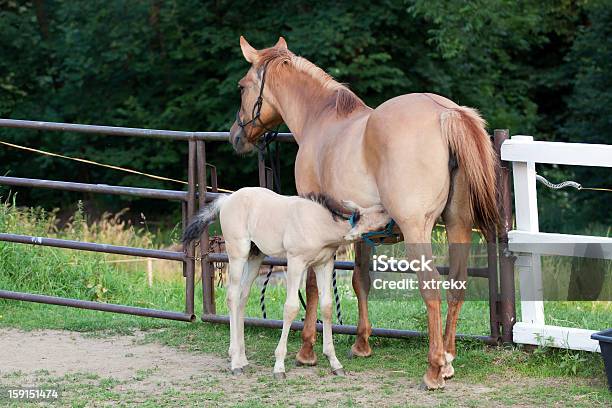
[
  {"left": 441, "top": 367, "right": 454, "bottom": 380},
  {"left": 419, "top": 381, "right": 444, "bottom": 391},
  {"left": 418, "top": 382, "right": 430, "bottom": 391},
  {"left": 273, "top": 372, "right": 286, "bottom": 380},
  {"left": 231, "top": 368, "right": 244, "bottom": 376},
  {"left": 332, "top": 368, "right": 346, "bottom": 377},
  {"left": 295, "top": 358, "right": 317, "bottom": 367},
  {"left": 348, "top": 346, "right": 372, "bottom": 359},
  {"left": 419, "top": 377, "right": 445, "bottom": 391}
]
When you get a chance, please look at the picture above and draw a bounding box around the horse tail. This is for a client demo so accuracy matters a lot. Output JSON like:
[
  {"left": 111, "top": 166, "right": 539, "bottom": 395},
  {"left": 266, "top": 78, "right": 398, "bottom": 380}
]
[
  {"left": 440, "top": 107, "right": 499, "bottom": 235},
  {"left": 181, "top": 194, "right": 230, "bottom": 244}
]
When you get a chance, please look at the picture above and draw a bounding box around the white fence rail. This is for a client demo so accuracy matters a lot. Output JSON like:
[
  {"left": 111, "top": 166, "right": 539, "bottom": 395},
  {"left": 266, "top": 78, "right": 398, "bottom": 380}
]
[{"left": 501, "top": 135, "right": 612, "bottom": 352}]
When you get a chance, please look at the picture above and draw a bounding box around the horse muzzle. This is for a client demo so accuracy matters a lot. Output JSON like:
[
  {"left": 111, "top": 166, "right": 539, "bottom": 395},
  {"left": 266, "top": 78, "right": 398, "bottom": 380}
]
[{"left": 229, "top": 122, "right": 256, "bottom": 154}]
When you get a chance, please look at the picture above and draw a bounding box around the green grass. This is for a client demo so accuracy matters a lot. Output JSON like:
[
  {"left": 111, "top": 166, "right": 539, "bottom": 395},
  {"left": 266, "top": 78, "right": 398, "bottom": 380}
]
[{"left": 0, "top": 200, "right": 611, "bottom": 406}]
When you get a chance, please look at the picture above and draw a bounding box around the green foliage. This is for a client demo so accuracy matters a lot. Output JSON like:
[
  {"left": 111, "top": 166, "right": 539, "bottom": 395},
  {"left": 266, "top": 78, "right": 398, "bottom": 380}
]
[{"left": 0, "top": 0, "right": 609, "bottom": 229}]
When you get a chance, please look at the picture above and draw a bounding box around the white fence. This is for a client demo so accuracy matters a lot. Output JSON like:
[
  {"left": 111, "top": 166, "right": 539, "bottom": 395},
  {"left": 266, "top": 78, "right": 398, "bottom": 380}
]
[{"left": 501, "top": 135, "right": 612, "bottom": 352}]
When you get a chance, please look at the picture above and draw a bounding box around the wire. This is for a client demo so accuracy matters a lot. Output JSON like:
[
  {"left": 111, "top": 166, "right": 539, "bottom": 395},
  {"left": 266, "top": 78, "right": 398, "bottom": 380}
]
[
  {"left": 536, "top": 173, "right": 611, "bottom": 193},
  {"left": 0, "top": 140, "right": 234, "bottom": 193}
]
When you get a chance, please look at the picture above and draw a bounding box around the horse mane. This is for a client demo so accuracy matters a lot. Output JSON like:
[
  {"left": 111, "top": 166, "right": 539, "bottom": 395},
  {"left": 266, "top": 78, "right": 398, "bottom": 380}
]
[
  {"left": 300, "top": 192, "right": 359, "bottom": 222},
  {"left": 257, "top": 48, "right": 366, "bottom": 117}
]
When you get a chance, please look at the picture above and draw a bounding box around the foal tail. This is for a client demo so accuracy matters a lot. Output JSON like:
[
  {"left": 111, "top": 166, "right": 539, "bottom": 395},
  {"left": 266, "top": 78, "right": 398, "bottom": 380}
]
[
  {"left": 181, "top": 194, "right": 230, "bottom": 244},
  {"left": 441, "top": 107, "right": 499, "bottom": 235}
]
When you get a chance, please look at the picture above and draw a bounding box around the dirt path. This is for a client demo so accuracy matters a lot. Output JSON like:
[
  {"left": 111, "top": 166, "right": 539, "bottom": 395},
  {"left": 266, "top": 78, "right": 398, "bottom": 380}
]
[{"left": 0, "top": 329, "right": 603, "bottom": 407}]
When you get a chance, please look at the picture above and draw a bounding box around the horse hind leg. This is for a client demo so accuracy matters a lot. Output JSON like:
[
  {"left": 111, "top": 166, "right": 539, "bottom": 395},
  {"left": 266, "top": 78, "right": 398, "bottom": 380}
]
[
  {"left": 227, "top": 255, "right": 248, "bottom": 375},
  {"left": 236, "top": 254, "right": 265, "bottom": 370},
  {"left": 397, "top": 219, "right": 446, "bottom": 390},
  {"left": 314, "top": 260, "right": 344, "bottom": 375},
  {"left": 440, "top": 224, "right": 470, "bottom": 381},
  {"left": 440, "top": 171, "right": 472, "bottom": 381}
]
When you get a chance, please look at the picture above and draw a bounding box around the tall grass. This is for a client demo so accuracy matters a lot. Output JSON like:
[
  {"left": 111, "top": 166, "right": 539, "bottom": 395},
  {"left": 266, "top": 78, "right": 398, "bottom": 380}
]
[{"left": 0, "top": 197, "right": 184, "bottom": 309}]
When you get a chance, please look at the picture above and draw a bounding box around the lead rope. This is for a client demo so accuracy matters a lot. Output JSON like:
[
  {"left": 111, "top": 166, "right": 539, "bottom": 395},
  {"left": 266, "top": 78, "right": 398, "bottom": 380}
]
[
  {"left": 332, "top": 256, "right": 343, "bottom": 325},
  {"left": 260, "top": 265, "right": 274, "bottom": 319}
]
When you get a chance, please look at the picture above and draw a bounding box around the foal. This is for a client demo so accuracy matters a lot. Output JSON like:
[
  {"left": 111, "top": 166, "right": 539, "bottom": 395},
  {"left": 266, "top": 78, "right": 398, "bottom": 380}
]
[{"left": 183, "top": 187, "right": 389, "bottom": 378}]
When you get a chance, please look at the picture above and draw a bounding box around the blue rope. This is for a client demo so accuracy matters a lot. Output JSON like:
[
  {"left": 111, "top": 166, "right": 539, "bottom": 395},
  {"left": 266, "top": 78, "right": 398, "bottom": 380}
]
[{"left": 348, "top": 211, "right": 359, "bottom": 228}]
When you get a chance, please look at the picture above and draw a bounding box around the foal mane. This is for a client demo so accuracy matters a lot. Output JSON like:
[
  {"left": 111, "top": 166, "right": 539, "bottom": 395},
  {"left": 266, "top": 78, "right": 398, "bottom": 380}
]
[
  {"left": 257, "top": 48, "right": 366, "bottom": 117},
  {"left": 301, "top": 192, "right": 359, "bottom": 222}
]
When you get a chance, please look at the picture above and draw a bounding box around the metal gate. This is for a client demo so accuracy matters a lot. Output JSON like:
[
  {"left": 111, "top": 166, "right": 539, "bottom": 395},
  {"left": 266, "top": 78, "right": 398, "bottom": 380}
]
[{"left": 0, "top": 119, "right": 515, "bottom": 344}]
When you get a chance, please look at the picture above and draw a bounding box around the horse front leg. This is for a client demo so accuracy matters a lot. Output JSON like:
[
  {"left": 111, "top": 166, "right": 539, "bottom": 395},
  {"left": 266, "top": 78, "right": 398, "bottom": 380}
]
[
  {"left": 350, "top": 242, "right": 373, "bottom": 358},
  {"left": 295, "top": 267, "right": 318, "bottom": 366}
]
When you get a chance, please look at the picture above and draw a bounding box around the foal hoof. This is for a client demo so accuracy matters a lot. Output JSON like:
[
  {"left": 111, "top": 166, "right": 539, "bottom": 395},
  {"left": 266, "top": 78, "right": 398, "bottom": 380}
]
[
  {"left": 273, "top": 372, "right": 286, "bottom": 380},
  {"left": 231, "top": 368, "right": 244, "bottom": 376},
  {"left": 332, "top": 368, "right": 346, "bottom": 377}
]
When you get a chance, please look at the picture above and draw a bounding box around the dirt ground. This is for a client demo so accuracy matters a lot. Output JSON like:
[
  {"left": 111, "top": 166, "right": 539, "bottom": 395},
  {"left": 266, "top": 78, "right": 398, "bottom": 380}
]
[{"left": 0, "top": 329, "right": 604, "bottom": 407}]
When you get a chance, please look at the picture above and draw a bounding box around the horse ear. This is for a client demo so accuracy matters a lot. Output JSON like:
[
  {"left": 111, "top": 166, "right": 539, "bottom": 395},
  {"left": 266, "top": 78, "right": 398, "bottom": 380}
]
[
  {"left": 275, "top": 36, "right": 287, "bottom": 50},
  {"left": 240, "top": 36, "right": 259, "bottom": 64}
]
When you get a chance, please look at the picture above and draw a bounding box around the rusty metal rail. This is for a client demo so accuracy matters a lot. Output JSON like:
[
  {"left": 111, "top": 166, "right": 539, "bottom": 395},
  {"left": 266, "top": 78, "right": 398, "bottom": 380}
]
[
  {"left": 0, "top": 290, "right": 194, "bottom": 321},
  {"left": 0, "top": 176, "right": 190, "bottom": 201},
  {"left": 0, "top": 118, "right": 294, "bottom": 142},
  {"left": 0, "top": 233, "right": 185, "bottom": 261},
  {"left": 207, "top": 253, "right": 491, "bottom": 277},
  {"left": 201, "top": 314, "right": 499, "bottom": 345}
]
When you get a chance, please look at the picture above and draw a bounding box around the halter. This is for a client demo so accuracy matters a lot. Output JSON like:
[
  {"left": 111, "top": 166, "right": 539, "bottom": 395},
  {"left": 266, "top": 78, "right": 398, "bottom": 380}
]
[
  {"left": 235, "top": 61, "right": 279, "bottom": 152},
  {"left": 349, "top": 212, "right": 397, "bottom": 248}
]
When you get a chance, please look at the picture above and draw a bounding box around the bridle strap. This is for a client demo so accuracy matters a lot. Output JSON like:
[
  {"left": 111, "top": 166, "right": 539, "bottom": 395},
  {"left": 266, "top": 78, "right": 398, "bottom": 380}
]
[{"left": 236, "top": 60, "right": 279, "bottom": 149}]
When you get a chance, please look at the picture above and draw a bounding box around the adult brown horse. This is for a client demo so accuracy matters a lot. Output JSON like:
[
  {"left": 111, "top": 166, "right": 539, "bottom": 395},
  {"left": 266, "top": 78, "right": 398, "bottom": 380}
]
[{"left": 228, "top": 36, "right": 498, "bottom": 390}]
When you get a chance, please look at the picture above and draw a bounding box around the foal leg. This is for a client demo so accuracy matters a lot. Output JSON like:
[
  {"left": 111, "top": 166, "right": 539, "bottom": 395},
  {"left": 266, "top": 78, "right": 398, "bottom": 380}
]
[
  {"left": 274, "top": 258, "right": 305, "bottom": 378},
  {"left": 227, "top": 255, "right": 248, "bottom": 374},
  {"left": 314, "top": 260, "right": 344, "bottom": 375},
  {"left": 236, "top": 255, "right": 265, "bottom": 370},
  {"left": 350, "top": 242, "right": 373, "bottom": 358},
  {"left": 296, "top": 268, "right": 318, "bottom": 366}
]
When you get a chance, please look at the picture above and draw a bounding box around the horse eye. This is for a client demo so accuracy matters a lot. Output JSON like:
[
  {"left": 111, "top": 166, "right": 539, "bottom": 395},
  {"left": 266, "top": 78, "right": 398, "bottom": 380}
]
[{"left": 238, "top": 85, "right": 244, "bottom": 93}]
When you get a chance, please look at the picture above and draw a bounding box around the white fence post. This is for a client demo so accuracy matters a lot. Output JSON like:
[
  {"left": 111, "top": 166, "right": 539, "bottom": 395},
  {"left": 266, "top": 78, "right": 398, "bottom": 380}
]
[
  {"left": 501, "top": 135, "right": 611, "bottom": 352},
  {"left": 510, "top": 136, "right": 545, "bottom": 327}
]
